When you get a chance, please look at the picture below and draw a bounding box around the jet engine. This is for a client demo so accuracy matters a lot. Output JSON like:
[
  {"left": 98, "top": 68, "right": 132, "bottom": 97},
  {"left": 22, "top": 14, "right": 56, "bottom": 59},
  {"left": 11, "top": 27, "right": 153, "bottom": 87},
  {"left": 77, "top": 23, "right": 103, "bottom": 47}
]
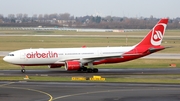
[{"left": 65, "top": 61, "right": 81, "bottom": 71}]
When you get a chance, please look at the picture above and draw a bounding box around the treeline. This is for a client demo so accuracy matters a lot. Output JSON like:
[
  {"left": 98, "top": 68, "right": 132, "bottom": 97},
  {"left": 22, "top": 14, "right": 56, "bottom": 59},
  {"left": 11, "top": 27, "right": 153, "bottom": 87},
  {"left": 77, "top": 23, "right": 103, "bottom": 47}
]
[{"left": 0, "top": 13, "right": 179, "bottom": 29}]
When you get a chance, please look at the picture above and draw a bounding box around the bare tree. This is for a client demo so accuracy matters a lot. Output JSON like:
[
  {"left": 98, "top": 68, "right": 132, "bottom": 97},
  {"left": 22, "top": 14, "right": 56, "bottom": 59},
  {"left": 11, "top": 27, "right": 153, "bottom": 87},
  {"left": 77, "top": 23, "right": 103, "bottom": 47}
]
[
  {"left": 32, "top": 14, "right": 37, "bottom": 19},
  {"left": 59, "top": 13, "right": 70, "bottom": 20},
  {"left": 16, "top": 13, "right": 23, "bottom": 20},
  {"left": 0, "top": 14, "right": 4, "bottom": 19},
  {"left": 44, "top": 14, "right": 49, "bottom": 20},
  {"left": 8, "top": 14, "right": 15, "bottom": 19},
  {"left": 38, "top": 14, "right": 43, "bottom": 22}
]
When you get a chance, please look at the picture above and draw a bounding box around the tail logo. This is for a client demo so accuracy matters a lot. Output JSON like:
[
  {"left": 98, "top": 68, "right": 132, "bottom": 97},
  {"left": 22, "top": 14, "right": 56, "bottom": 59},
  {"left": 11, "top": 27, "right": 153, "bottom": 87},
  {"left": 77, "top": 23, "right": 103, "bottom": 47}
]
[
  {"left": 151, "top": 24, "right": 166, "bottom": 46},
  {"left": 153, "top": 31, "right": 163, "bottom": 41}
]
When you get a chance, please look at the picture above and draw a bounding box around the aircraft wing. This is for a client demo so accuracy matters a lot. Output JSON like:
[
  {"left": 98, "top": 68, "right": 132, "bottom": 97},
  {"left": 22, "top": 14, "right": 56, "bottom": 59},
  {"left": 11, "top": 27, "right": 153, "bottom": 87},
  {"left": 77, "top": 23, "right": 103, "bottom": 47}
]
[{"left": 54, "top": 54, "right": 123, "bottom": 64}]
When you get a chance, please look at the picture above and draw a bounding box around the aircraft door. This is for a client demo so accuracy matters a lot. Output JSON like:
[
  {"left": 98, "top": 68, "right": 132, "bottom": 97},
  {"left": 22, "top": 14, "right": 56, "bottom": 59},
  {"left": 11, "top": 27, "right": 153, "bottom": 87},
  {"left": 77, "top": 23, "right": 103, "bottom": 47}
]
[
  {"left": 20, "top": 53, "right": 25, "bottom": 59},
  {"left": 98, "top": 50, "right": 102, "bottom": 56}
]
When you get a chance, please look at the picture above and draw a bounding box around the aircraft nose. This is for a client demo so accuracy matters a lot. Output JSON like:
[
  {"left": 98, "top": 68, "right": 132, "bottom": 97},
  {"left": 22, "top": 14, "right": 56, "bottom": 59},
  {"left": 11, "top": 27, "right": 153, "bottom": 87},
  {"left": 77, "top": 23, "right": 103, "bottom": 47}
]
[
  {"left": 3, "top": 56, "right": 12, "bottom": 63},
  {"left": 3, "top": 56, "right": 8, "bottom": 62}
]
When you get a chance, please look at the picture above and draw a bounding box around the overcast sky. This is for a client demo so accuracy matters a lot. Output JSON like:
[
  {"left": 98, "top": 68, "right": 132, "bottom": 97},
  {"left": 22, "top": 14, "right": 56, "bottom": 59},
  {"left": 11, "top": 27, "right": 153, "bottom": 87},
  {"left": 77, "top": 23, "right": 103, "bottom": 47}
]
[{"left": 0, "top": 0, "right": 179, "bottom": 18}]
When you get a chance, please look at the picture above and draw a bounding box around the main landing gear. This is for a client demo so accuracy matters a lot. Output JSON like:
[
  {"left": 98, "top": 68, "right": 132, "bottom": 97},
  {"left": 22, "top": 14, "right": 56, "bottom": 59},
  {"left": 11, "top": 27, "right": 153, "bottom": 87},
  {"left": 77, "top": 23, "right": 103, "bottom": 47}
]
[
  {"left": 78, "top": 67, "right": 98, "bottom": 73},
  {"left": 78, "top": 63, "right": 99, "bottom": 73},
  {"left": 87, "top": 68, "right": 98, "bottom": 73},
  {"left": 87, "top": 62, "right": 98, "bottom": 73}
]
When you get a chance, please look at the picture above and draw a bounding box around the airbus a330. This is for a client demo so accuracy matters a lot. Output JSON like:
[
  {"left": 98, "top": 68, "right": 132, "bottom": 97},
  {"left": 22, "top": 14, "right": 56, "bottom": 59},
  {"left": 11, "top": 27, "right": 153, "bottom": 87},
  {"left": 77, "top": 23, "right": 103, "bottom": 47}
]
[{"left": 3, "top": 18, "right": 169, "bottom": 73}]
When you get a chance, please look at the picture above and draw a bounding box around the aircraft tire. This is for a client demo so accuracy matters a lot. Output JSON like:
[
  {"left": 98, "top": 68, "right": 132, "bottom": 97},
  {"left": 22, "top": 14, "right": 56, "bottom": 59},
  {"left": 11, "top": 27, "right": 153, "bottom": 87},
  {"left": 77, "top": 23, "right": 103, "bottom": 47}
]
[
  {"left": 21, "top": 69, "right": 25, "bottom": 73},
  {"left": 82, "top": 67, "right": 87, "bottom": 71},
  {"left": 77, "top": 68, "right": 82, "bottom": 71},
  {"left": 93, "top": 68, "right": 98, "bottom": 73},
  {"left": 87, "top": 68, "right": 93, "bottom": 73}
]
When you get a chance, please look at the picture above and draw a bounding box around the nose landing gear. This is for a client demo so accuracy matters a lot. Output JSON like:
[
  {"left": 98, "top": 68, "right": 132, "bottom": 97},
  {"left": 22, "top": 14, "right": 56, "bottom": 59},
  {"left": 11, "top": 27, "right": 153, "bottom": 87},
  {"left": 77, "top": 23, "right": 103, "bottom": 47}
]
[
  {"left": 21, "top": 69, "right": 25, "bottom": 73},
  {"left": 21, "top": 65, "right": 25, "bottom": 73}
]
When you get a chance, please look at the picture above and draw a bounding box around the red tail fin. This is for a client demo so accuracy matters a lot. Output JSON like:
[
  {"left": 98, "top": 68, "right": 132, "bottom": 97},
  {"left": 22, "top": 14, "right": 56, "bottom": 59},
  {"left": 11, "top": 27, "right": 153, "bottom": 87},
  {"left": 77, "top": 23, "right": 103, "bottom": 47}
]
[{"left": 135, "top": 18, "right": 168, "bottom": 47}]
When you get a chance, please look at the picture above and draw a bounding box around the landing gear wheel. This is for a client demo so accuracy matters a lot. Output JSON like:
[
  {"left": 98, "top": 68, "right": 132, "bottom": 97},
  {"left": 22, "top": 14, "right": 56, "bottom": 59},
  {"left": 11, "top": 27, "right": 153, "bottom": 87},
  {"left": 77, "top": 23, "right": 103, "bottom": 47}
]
[
  {"left": 21, "top": 69, "right": 25, "bottom": 73},
  {"left": 82, "top": 67, "right": 87, "bottom": 71},
  {"left": 77, "top": 68, "right": 82, "bottom": 71},
  {"left": 87, "top": 68, "right": 93, "bottom": 73},
  {"left": 93, "top": 68, "right": 98, "bottom": 73}
]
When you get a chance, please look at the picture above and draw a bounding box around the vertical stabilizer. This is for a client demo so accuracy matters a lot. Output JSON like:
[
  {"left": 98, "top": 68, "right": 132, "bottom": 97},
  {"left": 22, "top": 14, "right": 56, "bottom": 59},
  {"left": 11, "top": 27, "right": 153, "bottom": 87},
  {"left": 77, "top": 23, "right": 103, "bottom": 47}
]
[{"left": 135, "top": 18, "right": 168, "bottom": 47}]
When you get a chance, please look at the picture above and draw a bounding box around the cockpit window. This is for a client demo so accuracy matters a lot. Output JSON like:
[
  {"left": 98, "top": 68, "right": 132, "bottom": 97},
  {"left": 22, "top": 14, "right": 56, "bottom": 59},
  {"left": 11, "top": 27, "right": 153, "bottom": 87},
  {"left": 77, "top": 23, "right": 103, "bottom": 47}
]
[{"left": 8, "top": 54, "right": 14, "bottom": 56}]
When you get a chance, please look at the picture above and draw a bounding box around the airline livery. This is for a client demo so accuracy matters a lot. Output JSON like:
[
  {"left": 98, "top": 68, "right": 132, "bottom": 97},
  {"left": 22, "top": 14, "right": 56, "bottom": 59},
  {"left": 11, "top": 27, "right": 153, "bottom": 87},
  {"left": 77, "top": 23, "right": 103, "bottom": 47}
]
[{"left": 3, "top": 18, "right": 169, "bottom": 73}]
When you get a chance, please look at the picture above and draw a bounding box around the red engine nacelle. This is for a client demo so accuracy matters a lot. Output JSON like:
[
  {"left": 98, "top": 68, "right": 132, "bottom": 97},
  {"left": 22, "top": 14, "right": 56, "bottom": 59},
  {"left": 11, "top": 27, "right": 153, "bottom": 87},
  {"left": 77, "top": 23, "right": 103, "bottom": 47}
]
[
  {"left": 48, "top": 64, "right": 63, "bottom": 68},
  {"left": 65, "top": 61, "right": 81, "bottom": 71}
]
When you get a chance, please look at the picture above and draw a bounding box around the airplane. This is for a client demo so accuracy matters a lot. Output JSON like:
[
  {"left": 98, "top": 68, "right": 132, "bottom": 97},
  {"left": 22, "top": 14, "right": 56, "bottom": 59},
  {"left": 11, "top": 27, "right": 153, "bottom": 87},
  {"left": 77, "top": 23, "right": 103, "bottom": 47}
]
[{"left": 3, "top": 18, "right": 169, "bottom": 73}]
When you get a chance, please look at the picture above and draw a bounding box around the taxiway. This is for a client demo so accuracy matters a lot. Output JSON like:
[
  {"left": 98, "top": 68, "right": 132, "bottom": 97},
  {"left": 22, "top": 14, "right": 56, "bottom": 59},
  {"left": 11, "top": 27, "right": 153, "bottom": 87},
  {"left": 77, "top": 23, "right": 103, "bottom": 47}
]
[
  {"left": 1, "top": 82, "right": 180, "bottom": 101},
  {"left": 1, "top": 68, "right": 180, "bottom": 76}
]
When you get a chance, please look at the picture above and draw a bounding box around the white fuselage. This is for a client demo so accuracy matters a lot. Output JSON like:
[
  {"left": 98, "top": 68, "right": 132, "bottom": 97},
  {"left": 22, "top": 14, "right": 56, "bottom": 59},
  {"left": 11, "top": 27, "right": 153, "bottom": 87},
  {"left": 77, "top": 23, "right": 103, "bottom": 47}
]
[{"left": 3, "top": 46, "right": 135, "bottom": 65}]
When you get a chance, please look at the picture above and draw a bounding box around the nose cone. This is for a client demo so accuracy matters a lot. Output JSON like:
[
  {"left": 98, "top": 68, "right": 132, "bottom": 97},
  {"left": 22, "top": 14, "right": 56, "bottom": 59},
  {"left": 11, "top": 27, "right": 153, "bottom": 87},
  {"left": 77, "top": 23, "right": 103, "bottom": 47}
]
[
  {"left": 3, "top": 52, "right": 19, "bottom": 64},
  {"left": 3, "top": 56, "right": 8, "bottom": 62},
  {"left": 3, "top": 56, "right": 16, "bottom": 64},
  {"left": 3, "top": 56, "right": 13, "bottom": 64}
]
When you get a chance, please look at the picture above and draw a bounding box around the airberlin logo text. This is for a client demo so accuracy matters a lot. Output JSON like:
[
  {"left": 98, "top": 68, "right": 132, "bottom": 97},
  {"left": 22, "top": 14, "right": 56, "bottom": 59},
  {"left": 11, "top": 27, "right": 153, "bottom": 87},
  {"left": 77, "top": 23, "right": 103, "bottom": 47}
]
[{"left": 26, "top": 51, "right": 58, "bottom": 58}]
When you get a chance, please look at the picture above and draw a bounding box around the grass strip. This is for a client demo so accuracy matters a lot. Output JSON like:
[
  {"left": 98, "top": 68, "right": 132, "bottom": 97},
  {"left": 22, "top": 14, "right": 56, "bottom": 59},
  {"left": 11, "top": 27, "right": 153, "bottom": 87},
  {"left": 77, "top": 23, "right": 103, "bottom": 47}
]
[{"left": 0, "top": 75, "right": 180, "bottom": 84}]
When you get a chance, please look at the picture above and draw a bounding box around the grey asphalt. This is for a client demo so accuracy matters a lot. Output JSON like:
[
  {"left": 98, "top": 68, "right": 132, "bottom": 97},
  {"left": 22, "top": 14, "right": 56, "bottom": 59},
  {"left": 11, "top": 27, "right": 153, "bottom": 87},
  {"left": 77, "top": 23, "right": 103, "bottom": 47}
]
[
  {"left": 1, "top": 82, "right": 180, "bottom": 101},
  {"left": 1, "top": 68, "right": 180, "bottom": 77},
  {"left": 1, "top": 68, "right": 180, "bottom": 101}
]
